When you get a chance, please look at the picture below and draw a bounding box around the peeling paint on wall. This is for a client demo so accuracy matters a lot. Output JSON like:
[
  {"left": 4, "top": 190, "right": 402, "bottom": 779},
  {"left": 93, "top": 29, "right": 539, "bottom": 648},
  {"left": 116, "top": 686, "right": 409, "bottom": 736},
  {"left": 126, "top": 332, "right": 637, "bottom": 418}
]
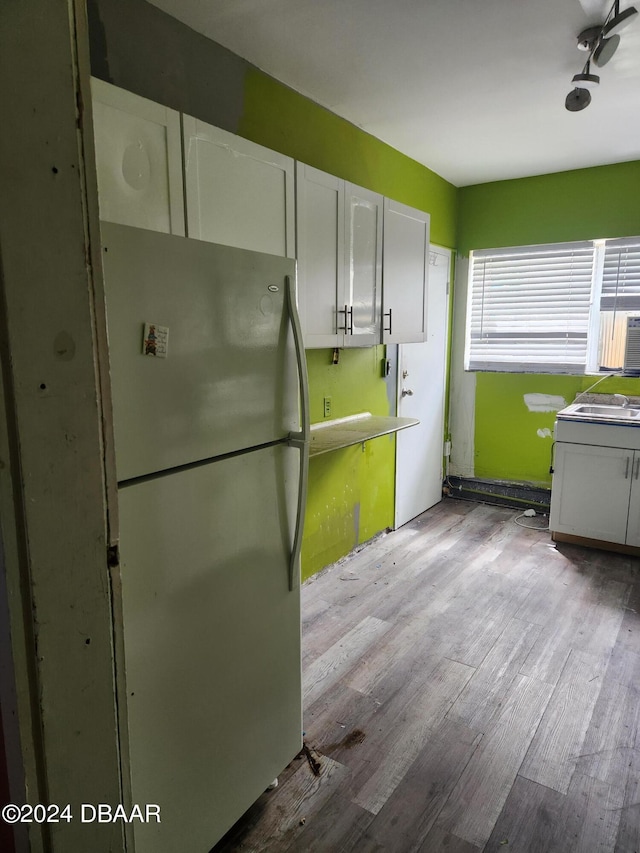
[
  {"left": 523, "top": 393, "right": 566, "bottom": 413},
  {"left": 536, "top": 428, "right": 552, "bottom": 438}
]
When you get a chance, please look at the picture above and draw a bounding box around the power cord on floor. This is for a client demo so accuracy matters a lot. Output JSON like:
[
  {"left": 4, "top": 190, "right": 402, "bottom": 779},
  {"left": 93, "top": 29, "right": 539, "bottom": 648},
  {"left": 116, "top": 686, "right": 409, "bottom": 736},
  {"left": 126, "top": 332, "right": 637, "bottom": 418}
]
[{"left": 514, "top": 509, "right": 550, "bottom": 531}]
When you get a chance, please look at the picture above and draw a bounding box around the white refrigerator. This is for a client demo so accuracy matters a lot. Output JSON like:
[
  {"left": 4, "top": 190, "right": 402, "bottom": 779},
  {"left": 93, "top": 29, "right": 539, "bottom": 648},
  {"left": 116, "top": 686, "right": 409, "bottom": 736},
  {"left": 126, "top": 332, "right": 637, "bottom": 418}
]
[{"left": 101, "top": 222, "right": 309, "bottom": 852}]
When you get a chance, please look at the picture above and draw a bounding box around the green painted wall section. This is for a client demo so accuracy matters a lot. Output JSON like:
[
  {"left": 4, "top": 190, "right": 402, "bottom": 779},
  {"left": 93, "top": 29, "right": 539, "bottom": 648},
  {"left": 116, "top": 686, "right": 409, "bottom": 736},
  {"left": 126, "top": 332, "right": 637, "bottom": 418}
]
[
  {"left": 238, "top": 69, "right": 458, "bottom": 578},
  {"left": 473, "top": 373, "right": 640, "bottom": 485},
  {"left": 301, "top": 347, "right": 395, "bottom": 581},
  {"left": 458, "top": 161, "right": 640, "bottom": 486},
  {"left": 240, "top": 70, "right": 457, "bottom": 249},
  {"left": 457, "top": 160, "right": 640, "bottom": 256}
]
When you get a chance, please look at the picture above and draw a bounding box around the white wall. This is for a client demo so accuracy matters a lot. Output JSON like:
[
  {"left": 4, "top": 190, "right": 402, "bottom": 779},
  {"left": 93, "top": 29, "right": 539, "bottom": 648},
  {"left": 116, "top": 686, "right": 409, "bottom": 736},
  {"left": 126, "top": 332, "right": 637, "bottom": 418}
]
[{"left": 448, "top": 255, "right": 476, "bottom": 478}]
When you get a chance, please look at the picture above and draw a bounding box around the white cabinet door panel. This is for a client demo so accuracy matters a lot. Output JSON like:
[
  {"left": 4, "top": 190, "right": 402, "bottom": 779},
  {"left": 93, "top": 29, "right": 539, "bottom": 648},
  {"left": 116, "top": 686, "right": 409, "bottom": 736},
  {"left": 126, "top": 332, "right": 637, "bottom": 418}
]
[
  {"left": 626, "top": 454, "right": 640, "bottom": 546},
  {"left": 90, "top": 78, "right": 185, "bottom": 235},
  {"left": 345, "top": 183, "right": 383, "bottom": 347},
  {"left": 550, "top": 443, "right": 631, "bottom": 544},
  {"left": 383, "top": 199, "right": 430, "bottom": 344},
  {"left": 183, "top": 117, "right": 295, "bottom": 258},
  {"left": 295, "top": 163, "right": 344, "bottom": 347}
]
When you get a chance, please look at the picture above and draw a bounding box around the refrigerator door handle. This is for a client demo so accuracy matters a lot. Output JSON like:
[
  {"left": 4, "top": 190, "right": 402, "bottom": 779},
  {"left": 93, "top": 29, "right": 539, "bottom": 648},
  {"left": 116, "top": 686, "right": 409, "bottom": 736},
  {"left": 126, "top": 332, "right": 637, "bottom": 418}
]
[{"left": 286, "top": 274, "right": 310, "bottom": 591}]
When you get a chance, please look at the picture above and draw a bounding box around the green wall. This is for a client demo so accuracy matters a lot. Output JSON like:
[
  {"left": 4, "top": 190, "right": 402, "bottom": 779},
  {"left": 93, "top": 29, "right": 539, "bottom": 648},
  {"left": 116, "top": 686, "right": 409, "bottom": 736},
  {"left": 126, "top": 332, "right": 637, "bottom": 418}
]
[
  {"left": 240, "top": 70, "right": 458, "bottom": 578},
  {"left": 457, "top": 161, "right": 640, "bottom": 486},
  {"left": 240, "top": 71, "right": 457, "bottom": 248},
  {"left": 302, "top": 348, "right": 396, "bottom": 580}
]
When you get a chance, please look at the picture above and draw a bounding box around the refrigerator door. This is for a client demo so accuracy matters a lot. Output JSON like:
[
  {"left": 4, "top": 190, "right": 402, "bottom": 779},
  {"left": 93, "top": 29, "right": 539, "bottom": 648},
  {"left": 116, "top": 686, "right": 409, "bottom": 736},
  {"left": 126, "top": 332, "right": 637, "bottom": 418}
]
[
  {"left": 117, "top": 443, "right": 302, "bottom": 853},
  {"left": 101, "top": 222, "right": 299, "bottom": 481}
]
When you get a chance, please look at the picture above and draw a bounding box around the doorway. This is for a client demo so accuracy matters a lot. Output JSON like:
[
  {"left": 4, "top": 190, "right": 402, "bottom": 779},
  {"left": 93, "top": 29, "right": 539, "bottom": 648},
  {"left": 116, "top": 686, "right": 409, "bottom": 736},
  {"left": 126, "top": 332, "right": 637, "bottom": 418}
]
[{"left": 394, "top": 245, "right": 451, "bottom": 528}]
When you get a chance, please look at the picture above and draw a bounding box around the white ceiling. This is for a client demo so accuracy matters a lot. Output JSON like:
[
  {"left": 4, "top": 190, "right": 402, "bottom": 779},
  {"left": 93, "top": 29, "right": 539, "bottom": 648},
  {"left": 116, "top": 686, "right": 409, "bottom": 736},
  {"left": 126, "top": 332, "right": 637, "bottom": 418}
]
[{"left": 147, "top": 0, "right": 640, "bottom": 187}]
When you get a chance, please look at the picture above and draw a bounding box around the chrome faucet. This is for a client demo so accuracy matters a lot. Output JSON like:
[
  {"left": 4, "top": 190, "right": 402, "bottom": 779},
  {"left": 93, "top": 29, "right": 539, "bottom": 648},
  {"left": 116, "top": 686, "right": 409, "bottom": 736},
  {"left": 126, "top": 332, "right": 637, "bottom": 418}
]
[{"left": 613, "top": 393, "right": 630, "bottom": 408}]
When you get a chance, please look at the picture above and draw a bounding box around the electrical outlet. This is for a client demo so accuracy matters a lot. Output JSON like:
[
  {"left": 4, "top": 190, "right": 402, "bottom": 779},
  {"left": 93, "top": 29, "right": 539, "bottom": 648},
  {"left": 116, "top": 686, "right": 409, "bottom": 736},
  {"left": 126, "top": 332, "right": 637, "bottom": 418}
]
[{"left": 323, "top": 396, "right": 332, "bottom": 418}]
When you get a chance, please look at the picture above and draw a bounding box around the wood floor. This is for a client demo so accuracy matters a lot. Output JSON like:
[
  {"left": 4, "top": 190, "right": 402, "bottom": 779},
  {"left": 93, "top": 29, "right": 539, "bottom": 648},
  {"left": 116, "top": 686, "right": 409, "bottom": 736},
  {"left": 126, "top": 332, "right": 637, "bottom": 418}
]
[{"left": 213, "top": 500, "right": 640, "bottom": 852}]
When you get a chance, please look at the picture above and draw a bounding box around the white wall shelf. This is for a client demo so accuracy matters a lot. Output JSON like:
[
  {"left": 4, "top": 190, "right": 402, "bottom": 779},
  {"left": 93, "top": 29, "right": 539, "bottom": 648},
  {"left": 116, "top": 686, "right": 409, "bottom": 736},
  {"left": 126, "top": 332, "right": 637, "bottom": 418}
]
[{"left": 309, "top": 412, "right": 419, "bottom": 458}]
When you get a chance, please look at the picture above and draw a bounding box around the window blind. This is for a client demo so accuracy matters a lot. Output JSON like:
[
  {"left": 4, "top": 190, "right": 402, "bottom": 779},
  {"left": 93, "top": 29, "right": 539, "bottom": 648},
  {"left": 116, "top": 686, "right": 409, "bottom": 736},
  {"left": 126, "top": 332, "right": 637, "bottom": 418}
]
[
  {"left": 600, "top": 238, "right": 640, "bottom": 312},
  {"left": 467, "top": 242, "right": 595, "bottom": 372}
]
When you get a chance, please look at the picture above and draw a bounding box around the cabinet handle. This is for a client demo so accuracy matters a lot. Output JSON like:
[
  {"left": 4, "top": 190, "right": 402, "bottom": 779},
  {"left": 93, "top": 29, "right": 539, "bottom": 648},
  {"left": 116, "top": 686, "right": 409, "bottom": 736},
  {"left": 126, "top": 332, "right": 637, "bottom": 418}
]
[
  {"left": 337, "top": 304, "right": 348, "bottom": 333},
  {"left": 635, "top": 458, "right": 640, "bottom": 480},
  {"left": 625, "top": 456, "right": 631, "bottom": 479},
  {"left": 337, "top": 305, "right": 354, "bottom": 335},
  {"left": 383, "top": 308, "right": 393, "bottom": 335}
]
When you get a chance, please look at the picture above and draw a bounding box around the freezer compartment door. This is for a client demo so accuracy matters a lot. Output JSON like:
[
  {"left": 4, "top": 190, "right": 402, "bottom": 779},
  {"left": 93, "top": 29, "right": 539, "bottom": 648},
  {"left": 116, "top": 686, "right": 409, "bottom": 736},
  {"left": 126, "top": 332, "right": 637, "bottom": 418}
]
[
  {"left": 101, "top": 221, "right": 299, "bottom": 481},
  {"left": 117, "top": 443, "right": 302, "bottom": 853}
]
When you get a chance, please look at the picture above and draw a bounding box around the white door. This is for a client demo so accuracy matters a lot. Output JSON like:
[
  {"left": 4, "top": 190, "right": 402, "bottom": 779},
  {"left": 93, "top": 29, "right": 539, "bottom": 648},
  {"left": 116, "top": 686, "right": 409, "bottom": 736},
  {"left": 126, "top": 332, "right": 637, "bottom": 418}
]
[{"left": 394, "top": 245, "right": 450, "bottom": 528}]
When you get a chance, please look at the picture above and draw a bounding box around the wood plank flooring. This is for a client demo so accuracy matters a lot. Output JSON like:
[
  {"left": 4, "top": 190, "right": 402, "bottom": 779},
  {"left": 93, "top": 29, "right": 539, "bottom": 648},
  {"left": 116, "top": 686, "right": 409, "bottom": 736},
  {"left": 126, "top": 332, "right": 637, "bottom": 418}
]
[{"left": 212, "top": 500, "right": 640, "bottom": 852}]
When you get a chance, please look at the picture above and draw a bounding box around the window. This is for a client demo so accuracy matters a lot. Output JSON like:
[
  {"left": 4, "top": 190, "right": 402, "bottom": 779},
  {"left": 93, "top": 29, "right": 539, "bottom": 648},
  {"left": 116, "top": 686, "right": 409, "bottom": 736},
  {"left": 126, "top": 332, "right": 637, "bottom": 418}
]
[
  {"left": 599, "top": 238, "right": 640, "bottom": 369},
  {"left": 465, "top": 236, "right": 640, "bottom": 374}
]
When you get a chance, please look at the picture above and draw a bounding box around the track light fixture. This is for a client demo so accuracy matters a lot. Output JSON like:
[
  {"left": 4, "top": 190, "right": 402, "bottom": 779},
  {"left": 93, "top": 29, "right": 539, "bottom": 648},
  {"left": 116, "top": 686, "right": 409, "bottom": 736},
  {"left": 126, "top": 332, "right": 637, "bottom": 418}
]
[
  {"left": 603, "top": 0, "right": 639, "bottom": 35},
  {"left": 572, "top": 60, "right": 600, "bottom": 89},
  {"left": 565, "top": 88, "right": 592, "bottom": 112},
  {"left": 565, "top": 0, "right": 638, "bottom": 111}
]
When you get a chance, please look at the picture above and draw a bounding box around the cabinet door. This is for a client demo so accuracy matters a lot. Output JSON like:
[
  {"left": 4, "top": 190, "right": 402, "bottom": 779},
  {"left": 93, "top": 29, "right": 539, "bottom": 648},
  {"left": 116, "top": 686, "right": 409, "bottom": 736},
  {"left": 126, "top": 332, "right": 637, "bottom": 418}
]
[
  {"left": 382, "top": 199, "right": 430, "bottom": 344},
  {"left": 550, "top": 442, "right": 632, "bottom": 544},
  {"left": 626, "top": 453, "right": 640, "bottom": 546},
  {"left": 295, "top": 163, "right": 345, "bottom": 347},
  {"left": 90, "top": 78, "right": 185, "bottom": 235},
  {"left": 344, "top": 183, "right": 383, "bottom": 347},
  {"left": 183, "top": 117, "right": 295, "bottom": 258}
]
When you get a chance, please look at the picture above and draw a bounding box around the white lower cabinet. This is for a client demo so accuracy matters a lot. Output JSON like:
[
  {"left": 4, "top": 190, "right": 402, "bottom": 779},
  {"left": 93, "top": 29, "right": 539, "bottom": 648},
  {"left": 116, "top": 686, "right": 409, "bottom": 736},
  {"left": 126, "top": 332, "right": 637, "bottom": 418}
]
[{"left": 550, "top": 441, "right": 640, "bottom": 546}]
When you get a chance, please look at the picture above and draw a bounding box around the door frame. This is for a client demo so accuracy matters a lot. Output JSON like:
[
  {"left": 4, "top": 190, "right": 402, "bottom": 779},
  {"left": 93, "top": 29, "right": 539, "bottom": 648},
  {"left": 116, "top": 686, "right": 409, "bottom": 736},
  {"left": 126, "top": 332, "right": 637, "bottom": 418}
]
[
  {"left": 394, "top": 244, "right": 452, "bottom": 528},
  {"left": 0, "top": 3, "right": 124, "bottom": 851}
]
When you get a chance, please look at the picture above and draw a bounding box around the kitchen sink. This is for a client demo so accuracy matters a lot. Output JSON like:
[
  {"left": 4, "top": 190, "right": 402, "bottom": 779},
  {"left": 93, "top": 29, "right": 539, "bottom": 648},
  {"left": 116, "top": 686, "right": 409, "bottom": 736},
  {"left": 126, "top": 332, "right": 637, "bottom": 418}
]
[
  {"left": 556, "top": 401, "right": 640, "bottom": 449},
  {"left": 573, "top": 405, "right": 640, "bottom": 419}
]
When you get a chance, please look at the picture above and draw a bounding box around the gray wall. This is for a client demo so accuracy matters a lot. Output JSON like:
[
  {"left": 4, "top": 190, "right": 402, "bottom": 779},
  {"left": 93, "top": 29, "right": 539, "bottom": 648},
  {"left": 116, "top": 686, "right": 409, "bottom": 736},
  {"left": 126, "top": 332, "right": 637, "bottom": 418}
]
[{"left": 88, "top": 0, "right": 247, "bottom": 132}]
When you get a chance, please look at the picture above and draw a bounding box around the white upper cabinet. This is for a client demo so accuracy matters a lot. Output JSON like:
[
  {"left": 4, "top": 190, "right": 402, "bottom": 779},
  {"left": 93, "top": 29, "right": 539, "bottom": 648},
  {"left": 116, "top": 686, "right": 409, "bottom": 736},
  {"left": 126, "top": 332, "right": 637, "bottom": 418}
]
[
  {"left": 296, "top": 166, "right": 434, "bottom": 349},
  {"left": 91, "top": 81, "right": 432, "bottom": 350},
  {"left": 296, "top": 166, "right": 383, "bottom": 348},
  {"left": 382, "top": 199, "right": 430, "bottom": 344},
  {"left": 90, "top": 78, "right": 185, "bottom": 235},
  {"left": 183, "top": 117, "right": 295, "bottom": 258},
  {"left": 344, "top": 183, "right": 383, "bottom": 348},
  {"left": 295, "top": 163, "right": 345, "bottom": 348}
]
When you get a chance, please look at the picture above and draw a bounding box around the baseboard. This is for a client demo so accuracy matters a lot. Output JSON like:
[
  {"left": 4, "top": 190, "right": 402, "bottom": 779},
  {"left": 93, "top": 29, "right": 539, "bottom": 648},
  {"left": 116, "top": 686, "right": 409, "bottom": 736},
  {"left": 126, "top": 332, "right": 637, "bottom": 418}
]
[
  {"left": 551, "top": 531, "right": 640, "bottom": 556},
  {"left": 444, "top": 476, "right": 551, "bottom": 513}
]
